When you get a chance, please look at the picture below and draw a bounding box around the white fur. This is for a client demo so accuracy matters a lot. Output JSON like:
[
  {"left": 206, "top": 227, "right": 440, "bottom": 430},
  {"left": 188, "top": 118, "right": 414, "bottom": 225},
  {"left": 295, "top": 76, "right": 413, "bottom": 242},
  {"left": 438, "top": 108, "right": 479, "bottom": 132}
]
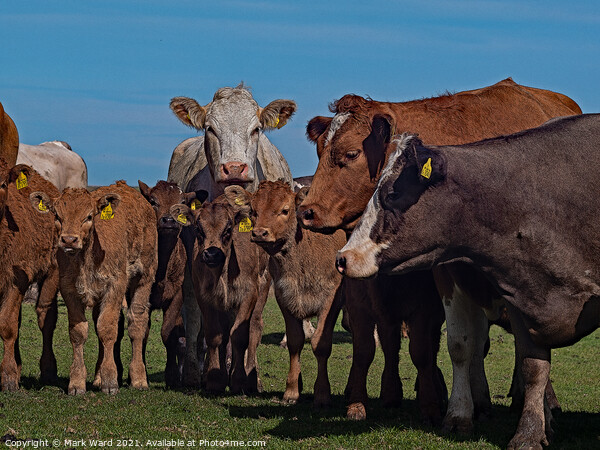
[{"left": 324, "top": 113, "right": 351, "bottom": 147}]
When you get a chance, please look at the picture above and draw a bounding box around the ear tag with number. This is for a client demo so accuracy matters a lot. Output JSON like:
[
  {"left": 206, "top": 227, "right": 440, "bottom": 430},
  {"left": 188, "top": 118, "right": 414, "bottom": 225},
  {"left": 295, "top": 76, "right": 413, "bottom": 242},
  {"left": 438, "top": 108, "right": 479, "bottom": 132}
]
[
  {"left": 177, "top": 214, "right": 187, "bottom": 224},
  {"left": 234, "top": 197, "right": 244, "bottom": 206},
  {"left": 16, "top": 172, "right": 28, "bottom": 190},
  {"left": 190, "top": 199, "right": 202, "bottom": 211},
  {"left": 238, "top": 217, "right": 253, "bottom": 232},
  {"left": 421, "top": 158, "right": 432, "bottom": 179},
  {"left": 38, "top": 199, "right": 47, "bottom": 212},
  {"left": 101, "top": 203, "right": 114, "bottom": 220}
]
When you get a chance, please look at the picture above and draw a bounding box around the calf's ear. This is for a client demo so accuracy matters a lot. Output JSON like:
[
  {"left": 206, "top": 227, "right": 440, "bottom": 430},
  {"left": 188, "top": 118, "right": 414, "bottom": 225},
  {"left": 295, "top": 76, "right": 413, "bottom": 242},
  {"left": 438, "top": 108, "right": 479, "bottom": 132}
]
[
  {"left": 29, "top": 191, "right": 55, "bottom": 214},
  {"left": 183, "top": 189, "right": 209, "bottom": 205},
  {"left": 8, "top": 164, "right": 33, "bottom": 184},
  {"left": 259, "top": 99, "right": 297, "bottom": 130},
  {"left": 224, "top": 185, "right": 251, "bottom": 215},
  {"left": 295, "top": 186, "right": 309, "bottom": 209},
  {"left": 138, "top": 180, "right": 151, "bottom": 200},
  {"left": 306, "top": 116, "right": 333, "bottom": 143},
  {"left": 170, "top": 97, "right": 207, "bottom": 130},
  {"left": 96, "top": 193, "right": 121, "bottom": 214},
  {"left": 169, "top": 204, "right": 193, "bottom": 227}
]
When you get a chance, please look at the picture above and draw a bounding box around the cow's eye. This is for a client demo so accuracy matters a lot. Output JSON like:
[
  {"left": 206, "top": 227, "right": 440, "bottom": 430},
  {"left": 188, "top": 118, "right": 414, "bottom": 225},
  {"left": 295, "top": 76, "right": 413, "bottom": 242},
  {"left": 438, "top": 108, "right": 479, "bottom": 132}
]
[
  {"left": 281, "top": 208, "right": 289, "bottom": 216},
  {"left": 86, "top": 215, "right": 93, "bottom": 222},
  {"left": 346, "top": 150, "right": 360, "bottom": 160}
]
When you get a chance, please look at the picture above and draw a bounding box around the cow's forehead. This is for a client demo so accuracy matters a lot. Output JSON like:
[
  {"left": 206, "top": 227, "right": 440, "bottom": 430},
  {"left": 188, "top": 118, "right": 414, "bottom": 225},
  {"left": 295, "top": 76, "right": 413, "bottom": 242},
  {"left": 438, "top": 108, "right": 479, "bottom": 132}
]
[
  {"left": 151, "top": 183, "right": 183, "bottom": 201},
  {"left": 253, "top": 185, "right": 293, "bottom": 212},
  {"left": 326, "top": 114, "right": 370, "bottom": 154},
  {"left": 207, "top": 91, "right": 260, "bottom": 127},
  {"left": 197, "top": 202, "right": 231, "bottom": 227},
  {"left": 57, "top": 189, "right": 94, "bottom": 216}
]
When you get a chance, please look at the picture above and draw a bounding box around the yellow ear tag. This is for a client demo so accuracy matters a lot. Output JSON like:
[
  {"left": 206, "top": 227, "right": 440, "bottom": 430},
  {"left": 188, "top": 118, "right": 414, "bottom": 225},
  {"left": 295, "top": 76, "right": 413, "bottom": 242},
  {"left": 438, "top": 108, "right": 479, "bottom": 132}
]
[
  {"left": 238, "top": 217, "right": 253, "bottom": 232},
  {"left": 190, "top": 199, "right": 202, "bottom": 211},
  {"left": 101, "top": 203, "right": 114, "bottom": 220},
  {"left": 421, "top": 158, "right": 432, "bottom": 179},
  {"left": 177, "top": 214, "right": 187, "bottom": 225},
  {"left": 272, "top": 117, "right": 280, "bottom": 128},
  {"left": 16, "top": 171, "right": 28, "bottom": 190},
  {"left": 234, "top": 197, "right": 244, "bottom": 206},
  {"left": 38, "top": 199, "right": 47, "bottom": 212}
]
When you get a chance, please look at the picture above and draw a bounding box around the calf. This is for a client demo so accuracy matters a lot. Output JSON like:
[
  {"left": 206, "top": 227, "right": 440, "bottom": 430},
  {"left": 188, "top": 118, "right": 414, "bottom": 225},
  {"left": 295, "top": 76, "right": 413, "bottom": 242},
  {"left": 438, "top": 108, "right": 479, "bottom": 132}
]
[
  {"left": 224, "top": 181, "right": 346, "bottom": 407},
  {"left": 171, "top": 195, "right": 267, "bottom": 394},
  {"left": 0, "top": 101, "right": 19, "bottom": 166},
  {"left": 31, "top": 181, "right": 157, "bottom": 395},
  {"left": 336, "top": 114, "right": 600, "bottom": 448},
  {"left": 0, "top": 162, "right": 59, "bottom": 390},
  {"left": 138, "top": 180, "right": 200, "bottom": 388}
]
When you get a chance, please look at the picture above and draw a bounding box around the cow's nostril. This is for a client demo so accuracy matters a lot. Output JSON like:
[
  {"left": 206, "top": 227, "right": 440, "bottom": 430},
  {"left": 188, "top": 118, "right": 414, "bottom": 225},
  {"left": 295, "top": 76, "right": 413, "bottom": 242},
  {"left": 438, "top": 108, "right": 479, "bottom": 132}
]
[
  {"left": 335, "top": 255, "right": 346, "bottom": 274},
  {"left": 302, "top": 208, "right": 314, "bottom": 221}
]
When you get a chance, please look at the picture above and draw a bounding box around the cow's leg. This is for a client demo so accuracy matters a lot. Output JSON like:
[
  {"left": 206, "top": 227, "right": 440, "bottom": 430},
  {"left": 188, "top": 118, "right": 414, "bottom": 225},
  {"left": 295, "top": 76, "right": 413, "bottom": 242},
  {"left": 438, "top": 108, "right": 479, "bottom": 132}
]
[
  {"left": 162, "top": 289, "right": 184, "bottom": 388},
  {"left": 182, "top": 267, "right": 202, "bottom": 387},
  {"left": 0, "top": 288, "right": 23, "bottom": 391},
  {"left": 246, "top": 270, "right": 269, "bottom": 393},
  {"left": 280, "top": 306, "right": 304, "bottom": 403},
  {"left": 95, "top": 297, "right": 122, "bottom": 394},
  {"left": 407, "top": 300, "right": 447, "bottom": 426},
  {"left": 36, "top": 269, "right": 59, "bottom": 384},
  {"left": 377, "top": 319, "right": 403, "bottom": 408},
  {"left": 229, "top": 290, "right": 258, "bottom": 395},
  {"left": 63, "top": 294, "right": 88, "bottom": 395},
  {"left": 127, "top": 280, "right": 151, "bottom": 390},
  {"left": 201, "top": 304, "right": 228, "bottom": 394},
  {"left": 506, "top": 305, "right": 552, "bottom": 449},
  {"left": 312, "top": 289, "right": 344, "bottom": 408},
  {"left": 344, "top": 283, "right": 376, "bottom": 421}
]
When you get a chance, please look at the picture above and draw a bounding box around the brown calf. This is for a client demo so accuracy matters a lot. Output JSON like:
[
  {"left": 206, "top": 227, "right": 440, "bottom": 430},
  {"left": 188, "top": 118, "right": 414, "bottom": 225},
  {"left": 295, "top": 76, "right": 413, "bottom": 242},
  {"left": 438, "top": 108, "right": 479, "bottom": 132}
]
[
  {"left": 0, "top": 102, "right": 19, "bottom": 166},
  {"left": 172, "top": 195, "right": 267, "bottom": 394},
  {"left": 0, "top": 162, "right": 59, "bottom": 390},
  {"left": 138, "top": 180, "right": 201, "bottom": 388},
  {"left": 31, "top": 181, "right": 157, "bottom": 395},
  {"left": 224, "top": 181, "right": 346, "bottom": 407}
]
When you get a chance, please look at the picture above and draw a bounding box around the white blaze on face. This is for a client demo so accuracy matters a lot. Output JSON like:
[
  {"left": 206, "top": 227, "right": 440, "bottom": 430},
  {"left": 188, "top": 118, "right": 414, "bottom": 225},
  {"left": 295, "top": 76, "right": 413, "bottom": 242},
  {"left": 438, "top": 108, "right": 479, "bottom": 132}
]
[
  {"left": 324, "top": 113, "right": 351, "bottom": 147},
  {"left": 337, "top": 134, "right": 415, "bottom": 278}
]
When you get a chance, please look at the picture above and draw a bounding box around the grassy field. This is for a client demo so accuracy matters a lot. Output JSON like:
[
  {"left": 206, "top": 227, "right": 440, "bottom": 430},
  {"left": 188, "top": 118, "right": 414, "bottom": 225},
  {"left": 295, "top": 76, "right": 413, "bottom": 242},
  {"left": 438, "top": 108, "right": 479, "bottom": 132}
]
[{"left": 1, "top": 298, "right": 599, "bottom": 449}]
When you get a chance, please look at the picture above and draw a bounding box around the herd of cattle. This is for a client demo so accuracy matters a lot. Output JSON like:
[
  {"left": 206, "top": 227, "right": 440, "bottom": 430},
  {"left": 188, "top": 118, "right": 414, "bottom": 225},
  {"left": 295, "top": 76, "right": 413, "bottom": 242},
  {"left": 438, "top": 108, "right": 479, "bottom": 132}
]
[{"left": 0, "top": 77, "right": 598, "bottom": 449}]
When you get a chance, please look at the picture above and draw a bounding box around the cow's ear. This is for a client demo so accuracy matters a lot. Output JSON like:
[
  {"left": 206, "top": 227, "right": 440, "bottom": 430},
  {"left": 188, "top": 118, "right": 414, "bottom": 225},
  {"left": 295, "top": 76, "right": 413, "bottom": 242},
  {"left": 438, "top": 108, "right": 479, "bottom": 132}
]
[
  {"left": 294, "top": 186, "right": 309, "bottom": 210},
  {"left": 138, "top": 180, "right": 151, "bottom": 200},
  {"left": 224, "top": 185, "right": 251, "bottom": 217},
  {"left": 183, "top": 189, "right": 208, "bottom": 204},
  {"left": 169, "top": 204, "right": 193, "bottom": 227},
  {"left": 8, "top": 164, "right": 33, "bottom": 184},
  {"left": 96, "top": 193, "right": 121, "bottom": 215},
  {"left": 416, "top": 146, "right": 446, "bottom": 185},
  {"left": 259, "top": 99, "right": 297, "bottom": 130},
  {"left": 363, "top": 114, "right": 394, "bottom": 179},
  {"left": 306, "top": 116, "right": 333, "bottom": 143},
  {"left": 29, "top": 191, "right": 55, "bottom": 214},
  {"left": 170, "top": 97, "right": 207, "bottom": 130}
]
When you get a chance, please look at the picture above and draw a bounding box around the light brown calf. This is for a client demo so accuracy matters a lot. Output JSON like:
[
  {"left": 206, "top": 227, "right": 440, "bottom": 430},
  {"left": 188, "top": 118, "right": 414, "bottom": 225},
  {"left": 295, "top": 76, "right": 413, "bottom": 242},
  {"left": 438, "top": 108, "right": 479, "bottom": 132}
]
[
  {"left": 0, "top": 162, "right": 59, "bottom": 390},
  {"left": 225, "top": 181, "right": 346, "bottom": 407},
  {"left": 31, "top": 181, "right": 157, "bottom": 395},
  {"left": 171, "top": 195, "right": 267, "bottom": 394}
]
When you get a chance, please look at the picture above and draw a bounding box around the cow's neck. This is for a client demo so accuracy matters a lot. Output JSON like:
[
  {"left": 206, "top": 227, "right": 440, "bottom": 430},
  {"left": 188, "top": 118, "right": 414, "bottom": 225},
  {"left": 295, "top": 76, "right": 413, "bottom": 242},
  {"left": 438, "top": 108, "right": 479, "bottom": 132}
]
[{"left": 156, "top": 231, "right": 180, "bottom": 282}]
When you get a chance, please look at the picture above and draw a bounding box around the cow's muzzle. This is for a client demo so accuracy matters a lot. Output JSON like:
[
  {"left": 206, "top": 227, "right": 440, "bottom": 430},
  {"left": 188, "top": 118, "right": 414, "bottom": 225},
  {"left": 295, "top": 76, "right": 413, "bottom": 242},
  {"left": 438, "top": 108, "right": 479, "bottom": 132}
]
[{"left": 202, "top": 246, "right": 225, "bottom": 268}]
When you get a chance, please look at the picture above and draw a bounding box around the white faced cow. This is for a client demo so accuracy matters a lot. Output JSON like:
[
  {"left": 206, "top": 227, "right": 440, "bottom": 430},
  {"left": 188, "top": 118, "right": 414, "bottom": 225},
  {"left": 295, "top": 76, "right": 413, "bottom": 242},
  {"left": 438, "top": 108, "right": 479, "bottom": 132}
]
[{"left": 168, "top": 84, "right": 295, "bottom": 387}]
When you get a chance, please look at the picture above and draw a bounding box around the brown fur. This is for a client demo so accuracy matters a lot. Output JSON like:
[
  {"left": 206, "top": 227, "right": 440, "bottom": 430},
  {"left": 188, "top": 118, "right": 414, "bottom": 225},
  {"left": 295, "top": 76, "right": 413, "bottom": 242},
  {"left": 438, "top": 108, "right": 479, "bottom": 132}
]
[
  {"left": 225, "top": 181, "right": 346, "bottom": 407},
  {"left": 172, "top": 196, "right": 268, "bottom": 394},
  {"left": 31, "top": 181, "right": 157, "bottom": 395},
  {"left": 0, "top": 162, "right": 59, "bottom": 390},
  {"left": 0, "top": 102, "right": 19, "bottom": 166},
  {"left": 138, "top": 180, "right": 195, "bottom": 388}
]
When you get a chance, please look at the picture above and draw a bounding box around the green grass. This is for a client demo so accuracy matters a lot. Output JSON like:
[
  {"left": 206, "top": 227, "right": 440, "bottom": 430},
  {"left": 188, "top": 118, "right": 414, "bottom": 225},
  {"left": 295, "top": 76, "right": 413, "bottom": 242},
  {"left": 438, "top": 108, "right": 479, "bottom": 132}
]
[{"left": 1, "top": 298, "right": 599, "bottom": 449}]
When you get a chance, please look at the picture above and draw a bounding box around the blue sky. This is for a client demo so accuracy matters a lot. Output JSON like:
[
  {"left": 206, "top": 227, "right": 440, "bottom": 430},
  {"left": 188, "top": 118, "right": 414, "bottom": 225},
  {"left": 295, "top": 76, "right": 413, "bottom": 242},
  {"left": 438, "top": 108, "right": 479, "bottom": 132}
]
[{"left": 1, "top": 1, "right": 599, "bottom": 185}]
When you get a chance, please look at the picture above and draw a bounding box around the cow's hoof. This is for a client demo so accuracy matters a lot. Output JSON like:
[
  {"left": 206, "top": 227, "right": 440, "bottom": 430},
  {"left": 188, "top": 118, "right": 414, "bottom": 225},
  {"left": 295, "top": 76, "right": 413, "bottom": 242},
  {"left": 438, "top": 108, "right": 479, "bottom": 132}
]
[
  {"left": 347, "top": 402, "right": 366, "bottom": 420},
  {"left": 92, "top": 375, "right": 102, "bottom": 389},
  {"left": 441, "top": 415, "right": 473, "bottom": 435},
  {"left": 68, "top": 384, "right": 86, "bottom": 395},
  {"left": 507, "top": 433, "right": 545, "bottom": 450},
  {"left": 282, "top": 391, "right": 299, "bottom": 404},
  {"left": 1, "top": 380, "right": 19, "bottom": 392},
  {"left": 130, "top": 379, "right": 148, "bottom": 390}
]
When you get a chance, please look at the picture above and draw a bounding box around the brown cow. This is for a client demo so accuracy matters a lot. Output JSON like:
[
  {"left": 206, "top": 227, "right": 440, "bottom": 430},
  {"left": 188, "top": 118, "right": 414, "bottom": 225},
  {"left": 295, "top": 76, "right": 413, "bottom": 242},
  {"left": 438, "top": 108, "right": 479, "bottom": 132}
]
[
  {"left": 298, "top": 78, "right": 581, "bottom": 428},
  {"left": 0, "top": 102, "right": 19, "bottom": 166},
  {"left": 138, "top": 180, "right": 201, "bottom": 388},
  {"left": 0, "top": 162, "right": 59, "bottom": 390},
  {"left": 224, "top": 181, "right": 346, "bottom": 407},
  {"left": 171, "top": 195, "right": 268, "bottom": 394},
  {"left": 30, "top": 181, "right": 157, "bottom": 395}
]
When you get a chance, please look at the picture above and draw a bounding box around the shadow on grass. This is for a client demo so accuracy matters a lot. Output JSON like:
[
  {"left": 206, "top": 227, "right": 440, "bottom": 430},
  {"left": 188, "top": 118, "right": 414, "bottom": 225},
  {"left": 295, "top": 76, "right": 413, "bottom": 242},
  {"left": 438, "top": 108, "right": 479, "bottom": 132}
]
[{"left": 262, "top": 330, "right": 352, "bottom": 346}]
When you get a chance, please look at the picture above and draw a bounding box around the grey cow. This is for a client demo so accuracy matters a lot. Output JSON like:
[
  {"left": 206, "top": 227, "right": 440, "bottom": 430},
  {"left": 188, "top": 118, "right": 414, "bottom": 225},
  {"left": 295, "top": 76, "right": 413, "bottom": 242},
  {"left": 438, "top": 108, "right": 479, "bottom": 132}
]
[{"left": 167, "top": 84, "right": 295, "bottom": 388}]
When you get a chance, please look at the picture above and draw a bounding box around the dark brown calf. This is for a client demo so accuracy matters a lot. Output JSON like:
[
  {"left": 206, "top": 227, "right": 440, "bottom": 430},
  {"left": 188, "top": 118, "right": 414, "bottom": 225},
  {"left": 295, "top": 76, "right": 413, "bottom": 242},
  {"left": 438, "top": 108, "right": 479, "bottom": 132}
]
[
  {"left": 0, "top": 162, "right": 58, "bottom": 390},
  {"left": 138, "top": 180, "right": 200, "bottom": 388},
  {"left": 31, "top": 181, "right": 157, "bottom": 395},
  {"left": 172, "top": 195, "right": 267, "bottom": 394},
  {"left": 224, "top": 181, "right": 346, "bottom": 407},
  {"left": 0, "top": 102, "right": 19, "bottom": 166}
]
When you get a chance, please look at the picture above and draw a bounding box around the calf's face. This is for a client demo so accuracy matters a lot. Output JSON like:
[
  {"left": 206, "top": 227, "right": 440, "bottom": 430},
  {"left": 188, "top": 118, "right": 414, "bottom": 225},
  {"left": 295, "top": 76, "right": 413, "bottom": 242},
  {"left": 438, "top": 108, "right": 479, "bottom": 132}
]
[{"left": 30, "top": 188, "right": 121, "bottom": 255}]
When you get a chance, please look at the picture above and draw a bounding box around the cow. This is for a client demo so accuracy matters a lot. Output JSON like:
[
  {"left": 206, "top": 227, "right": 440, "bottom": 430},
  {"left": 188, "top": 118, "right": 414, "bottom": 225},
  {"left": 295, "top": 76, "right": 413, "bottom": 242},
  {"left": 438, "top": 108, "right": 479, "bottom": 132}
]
[
  {"left": 0, "top": 102, "right": 19, "bottom": 166},
  {"left": 223, "top": 181, "right": 346, "bottom": 407},
  {"left": 297, "top": 78, "right": 581, "bottom": 429},
  {"left": 17, "top": 141, "right": 88, "bottom": 191},
  {"left": 30, "top": 181, "right": 157, "bottom": 395},
  {"left": 138, "top": 180, "right": 198, "bottom": 388},
  {"left": 168, "top": 84, "right": 295, "bottom": 387},
  {"left": 336, "top": 114, "right": 600, "bottom": 449},
  {"left": 170, "top": 194, "right": 268, "bottom": 394},
  {"left": 0, "top": 162, "right": 59, "bottom": 391}
]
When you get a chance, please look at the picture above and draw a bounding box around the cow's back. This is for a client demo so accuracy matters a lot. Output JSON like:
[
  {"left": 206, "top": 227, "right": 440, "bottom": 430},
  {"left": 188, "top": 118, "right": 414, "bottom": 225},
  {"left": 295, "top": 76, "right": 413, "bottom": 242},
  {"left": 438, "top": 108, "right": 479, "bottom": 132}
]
[{"left": 0, "top": 102, "right": 19, "bottom": 166}]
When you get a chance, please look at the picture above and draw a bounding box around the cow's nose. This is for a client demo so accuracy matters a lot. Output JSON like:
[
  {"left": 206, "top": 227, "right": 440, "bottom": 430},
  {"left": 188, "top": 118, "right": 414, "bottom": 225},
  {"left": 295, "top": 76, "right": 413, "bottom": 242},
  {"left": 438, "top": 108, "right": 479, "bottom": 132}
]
[
  {"left": 159, "top": 215, "right": 177, "bottom": 227},
  {"left": 301, "top": 208, "right": 314, "bottom": 221},
  {"left": 221, "top": 162, "right": 248, "bottom": 178},
  {"left": 61, "top": 235, "right": 79, "bottom": 246},
  {"left": 335, "top": 254, "right": 346, "bottom": 274},
  {"left": 251, "top": 228, "right": 269, "bottom": 239}
]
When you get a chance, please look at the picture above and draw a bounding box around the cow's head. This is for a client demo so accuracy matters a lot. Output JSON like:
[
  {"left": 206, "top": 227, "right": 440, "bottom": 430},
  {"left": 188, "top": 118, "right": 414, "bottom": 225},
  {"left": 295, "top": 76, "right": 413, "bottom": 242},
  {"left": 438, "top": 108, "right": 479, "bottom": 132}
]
[
  {"left": 138, "top": 180, "right": 207, "bottom": 235},
  {"left": 336, "top": 134, "right": 447, "bottom": 278},
  {"left": 170, "top": 197, "right": 236, "bottom": 269},
  {"left": 224, "top": 181, "right": 300, "bottom": 256},
  {"left": 170, "top": 85, "right": 296, "bottom": 189},
  {"left": 30, "top": 188, "right": 121, "bottom": 255},
  {"left": 298, "top": 95, "right": 394, "bottom": 232},
  {"left": 0, "top": 163, "right": 34, "bottom": 221}
]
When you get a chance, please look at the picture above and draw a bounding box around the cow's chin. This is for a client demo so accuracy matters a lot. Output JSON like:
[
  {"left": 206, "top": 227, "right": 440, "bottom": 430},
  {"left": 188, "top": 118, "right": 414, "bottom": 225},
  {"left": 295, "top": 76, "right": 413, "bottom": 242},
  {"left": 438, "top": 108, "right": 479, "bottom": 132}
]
[
  {"left": 253, "top": 238, "right": 286, "bottom": 255},
  {"left": 218, "top": 178, "right": 253, "bottom": 188},
  {"left": 60, "top": 246, "right": 82, "bottom": 256}
]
